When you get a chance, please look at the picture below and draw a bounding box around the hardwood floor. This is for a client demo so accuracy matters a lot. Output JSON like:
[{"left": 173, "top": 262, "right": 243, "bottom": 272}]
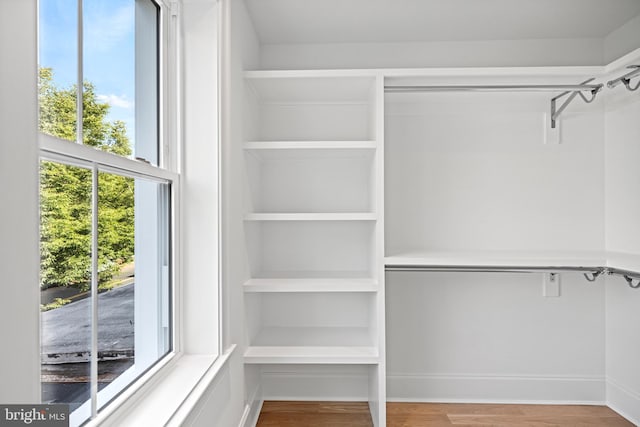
[{"left": 256, "top": 401, "right": 635, "bottom": 426}]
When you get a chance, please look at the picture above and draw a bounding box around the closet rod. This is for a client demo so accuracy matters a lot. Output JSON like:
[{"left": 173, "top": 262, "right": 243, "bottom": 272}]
[
  {"left": 384, "top": 84, "right": 603, "bottom": 93},
  {"left": 606, "top": 65, "right": 640, "bottom": 91},
  {"left": 385, "top": 265, "right": 640, "bottom": 288},
  {"left": 384, "top": 265, "right": 599, "bottom": 274}
]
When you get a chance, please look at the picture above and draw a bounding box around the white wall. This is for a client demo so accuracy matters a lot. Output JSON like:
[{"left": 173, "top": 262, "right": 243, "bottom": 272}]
[
  {"left": 172, "top": 0, "right": 260, "bottom": 425},
  {"left": 385, "top": 91, "right": 605, "bottom": 254},
  {"left": 181, "top": 0, "right": 221, "bottom": 356},
  {"left": 215, "top": 0, "right": 262, "bottom": 425},
  {"left": 604, "top": 13, "right": 640, "bottom": 65},
  {"left": 259, "top": 38, "right": 604, "bottom": 70},
  {"left": 604, "top": 59, "right": 640, "bottom": 424},
  {"left": 387, "top": 272, "right": 606, "bottom": 403},
  {"left": 383, "top": 88, "right": 607, "bottom": 403},
  {"left": 0, "top": 0, "right": 41, "bottom": 404}
]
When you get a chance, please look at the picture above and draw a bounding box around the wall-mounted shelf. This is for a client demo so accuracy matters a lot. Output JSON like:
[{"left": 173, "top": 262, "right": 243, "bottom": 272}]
[
  {"left": 244, "top": 213, "right": 377, "bottom": 221},
  {"left": 244, "top": 141, "right": 377, "bottom": 150},
  {"left": 248, "top": 270, "right": 374, "bottom": 280},
  {"left": 245, "top": 326, "right": 378, "bottom": 364},
  {"left": 244, "top": 346, "right": 379, "bottom": 365},
  {"left": 244, "top": 278, "right": 379, "bottom": 293},
  {"left": 385, "top": 251, "right": 607, "bottom": 269}
]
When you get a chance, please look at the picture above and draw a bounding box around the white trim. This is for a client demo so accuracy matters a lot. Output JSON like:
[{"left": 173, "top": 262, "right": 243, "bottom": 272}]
[
  {"left": 245, "top": 66, "right": 605, "bottom": 80},
  {"left": 217, "top": 0, "right": 227, "bottom": 355},
  {"left": 386, "top": 373, "right": 606, "bottom": 403},
  {"left": 75, "top": 0, "right": 83, "bottom": 146},
  {"left": 90, "top": 165, "right": 99, "bottom": 419},
  {"left": 217, "top": 0, "right": 231, "bottom": 352},
  {"left": 84, "top": 347, "right": 229, "bottom": 427},
  {"left": 81, "top": 351, "right": 178, "bottom": 426},
  {"left": 40, "top": 133, "right": 178, "bottom": 182},
  {"left": 237, "top": 404, "right": 251, "bottom": 427},
  {"left": 86, "top": 346, "right": 233, "bottom": 427},
  {"left": 167, "top": 345, "right": 236, "bottom": 426},
  {"left": 239, "top": 385, "right": 263, "bottom": 427},
  {"left": 606, "top": 378, "right": 640, "bottom": 426},
  {"left": 385, "top": 398, "right": 606, "bottom": 405}
]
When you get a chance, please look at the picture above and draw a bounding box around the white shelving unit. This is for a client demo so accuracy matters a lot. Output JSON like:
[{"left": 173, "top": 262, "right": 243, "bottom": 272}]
[
  {"left": 385, "top": 251, "right": 608, "bottom": 269},
  {"left": 243, "top": 72, "right": 386, "bottom": 425}
]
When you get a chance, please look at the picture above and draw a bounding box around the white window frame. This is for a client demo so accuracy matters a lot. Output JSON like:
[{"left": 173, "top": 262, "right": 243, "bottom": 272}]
[
  {"left": 37, "top": 0, "right": 184, "bottom": 424},
  {"left": 4, "top": 0, "right": 223, "bottom": 422}
]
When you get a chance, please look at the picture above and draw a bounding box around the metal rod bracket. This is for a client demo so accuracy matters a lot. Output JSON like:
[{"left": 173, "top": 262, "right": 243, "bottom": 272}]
[
  {"left": 583, "top": 271, "right": 602, "bottom": 282},
  {"left": 550, "top": 78, "right": 603, "bottom": 129},
  {"left": 624, "top": 275, "right": 640, "bottom": 289},
  {"left": 607, "top": 65, "right": 640, "bottom": 92}
]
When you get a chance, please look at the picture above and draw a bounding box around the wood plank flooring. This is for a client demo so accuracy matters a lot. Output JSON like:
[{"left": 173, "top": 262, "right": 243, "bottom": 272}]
[{"left": 256, "top": 401, "right": 636, "bottom": 426}]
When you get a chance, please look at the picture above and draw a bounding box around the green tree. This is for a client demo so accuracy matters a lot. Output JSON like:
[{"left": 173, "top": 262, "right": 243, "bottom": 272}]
[{"left": 39, "top": 68, "right": 135, "bottom": 290}]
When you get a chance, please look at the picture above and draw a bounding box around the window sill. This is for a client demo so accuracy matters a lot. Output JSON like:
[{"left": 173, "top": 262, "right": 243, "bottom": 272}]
[{"left": 90, "top": 345, "right": 236, "bottom": 427}]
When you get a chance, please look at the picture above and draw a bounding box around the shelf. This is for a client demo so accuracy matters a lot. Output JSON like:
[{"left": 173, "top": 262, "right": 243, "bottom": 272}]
[
  {"left": 244, "top": 278, "right": 379, "bottom": 293},
  {"left": 249, "top": 270, "right": 373, "bottom": 280},
  {"left": 385, "top": 251, "right": 607, "bottom": 269},
  {"left": 244, "top": 141, "right": 377, "bottom": 150},
  {"left": 244, "top": 213, "right": 377, "bottom": 221},
  {"left": 245, "top": 326, "right": 378, "bottom": 364},
  {"left": 244, "top": 346, "right": 379, "bottom": 364}
]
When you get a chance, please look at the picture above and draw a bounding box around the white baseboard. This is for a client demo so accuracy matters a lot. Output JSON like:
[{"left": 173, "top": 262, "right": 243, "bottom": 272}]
[
  {"left": 240, "top": 385, "right": 263, "bottom": 427},
  {"left": 606, "top": 378, "right": 640, "bottom": 426},
  {"left": 387, "top": 373, "right": 606, "bottom": 404}
]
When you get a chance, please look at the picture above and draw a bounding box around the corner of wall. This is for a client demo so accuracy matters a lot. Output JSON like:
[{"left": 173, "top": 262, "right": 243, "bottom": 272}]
[{"left": 604, "top": 13, "right": 640, "bottom": 64}]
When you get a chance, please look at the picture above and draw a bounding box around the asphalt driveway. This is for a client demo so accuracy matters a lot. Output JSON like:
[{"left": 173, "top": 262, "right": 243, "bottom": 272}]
[{"left": 41, "top": 283, "right": 134, "bottom": 364}]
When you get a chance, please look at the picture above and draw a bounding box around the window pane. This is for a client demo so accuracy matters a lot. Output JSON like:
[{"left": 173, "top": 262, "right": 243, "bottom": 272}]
[
  {"left": 83, "top": 0, "right": 159, "bottom": 164},
  {"left": 39, "top": 0, "right": 159, "bottom": 164},
  {"left": 40, "top": 160, "right": 92, "bottom": 412},
  {"left": 96, "top": 171, "right": 171, "bottom": 409},
  {"left": 39, "top": 0, "right": 79, "bottom": 142}
]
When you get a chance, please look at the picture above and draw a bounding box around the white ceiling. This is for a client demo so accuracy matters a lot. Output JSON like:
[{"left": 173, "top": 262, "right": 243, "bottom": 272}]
[{"left": 245, "top": 0, "right": 640, "bottom": 44}]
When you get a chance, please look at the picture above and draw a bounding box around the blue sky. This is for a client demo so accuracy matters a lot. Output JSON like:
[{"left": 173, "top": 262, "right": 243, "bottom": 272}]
[{"left": 39, "top": 0, "right": 136, "bottom": 140}]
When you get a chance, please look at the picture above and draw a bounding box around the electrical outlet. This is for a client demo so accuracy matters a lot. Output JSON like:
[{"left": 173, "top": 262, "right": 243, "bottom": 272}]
[{"left": 543, "top": 273, "right": 561, "bottom": 297}]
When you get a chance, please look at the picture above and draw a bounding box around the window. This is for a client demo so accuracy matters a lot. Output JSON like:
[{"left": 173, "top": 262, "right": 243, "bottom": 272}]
[{"left": 38, "top": 0, "right": 175, "bottom": 425}]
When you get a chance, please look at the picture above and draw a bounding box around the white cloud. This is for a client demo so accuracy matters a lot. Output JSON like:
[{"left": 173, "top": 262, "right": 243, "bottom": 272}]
[{"left": 97, "top": 94, "right": 133, "bottom": 110}]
